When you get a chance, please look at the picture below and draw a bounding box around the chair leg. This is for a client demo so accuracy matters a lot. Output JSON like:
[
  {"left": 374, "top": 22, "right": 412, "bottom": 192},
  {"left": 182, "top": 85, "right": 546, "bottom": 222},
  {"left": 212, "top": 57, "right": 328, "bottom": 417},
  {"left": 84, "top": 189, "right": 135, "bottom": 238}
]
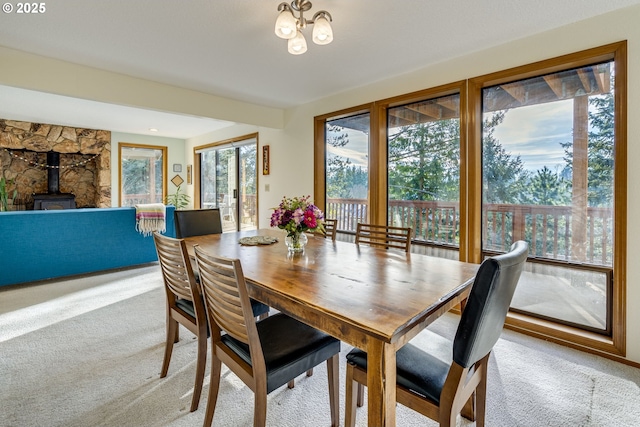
[
  {"left": 327, "top": 355, "right": 339, "bottom": 427},
  {"left": 439, "top": 362, "right": 470, "bottom": 427},
  {"left": 287, "top": 368, "right": 314, "bottom": 389},
  {"left": 174, "top": 323, "right": 180, "bottom": 343},
  {"left": 461, "top": 392, "right": 476, "bottom": 421},
  {"left": 161, "top": 317, "right": 178, "bottom": 377},
  {"left": 344, "top": 363, "right": 358, "bottom": 427},
  {"left": 476, "top": 364, "right": 488, "bottom": 427},
  {"left": 203, "top": 356, "right": 222, "bottom": 427},
  {"left": 254, "top": 386, "right": 268, "bottom": 427},
  {"left": 190, "top": 331, "right": 207, "bottom": 412},
  {"left": 356, "top": 383, "right": 364, "bottom": 407},
  {"left": 444, "top": 411, "right": 457, "bottom": 427}
]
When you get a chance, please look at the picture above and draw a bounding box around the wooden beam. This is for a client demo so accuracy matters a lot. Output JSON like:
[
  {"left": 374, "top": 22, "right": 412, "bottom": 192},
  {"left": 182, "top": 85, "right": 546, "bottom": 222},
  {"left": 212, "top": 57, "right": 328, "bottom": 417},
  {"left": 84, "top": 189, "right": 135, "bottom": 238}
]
[
  {"left": 593, "top": 64, "right": 611, "bottom": 94},
  {"left": 576, "top": 69, "right": 592, "bottom": 94},
  {"left": 571, "top": 95, "right": 589, "bottom": 262},
  {"left": 543, "top": 74, "right": 564, "bottom": 98},
  {"left": 500, "top": 82, "right": 527, "bottom": 104}
]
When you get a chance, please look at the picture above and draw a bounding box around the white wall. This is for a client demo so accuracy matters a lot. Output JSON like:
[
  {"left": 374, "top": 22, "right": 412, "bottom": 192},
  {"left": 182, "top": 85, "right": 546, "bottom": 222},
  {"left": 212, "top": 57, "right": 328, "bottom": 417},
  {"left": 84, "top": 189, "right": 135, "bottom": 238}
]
[
  {"left": 185, "top": 124, "right": 291, "bottom": 229},
  {"left": 111, "top": 132, "right": 187, "bottom": 207},
  {"left": 0, "top": 46, "right": 284, "bottom": 129}
]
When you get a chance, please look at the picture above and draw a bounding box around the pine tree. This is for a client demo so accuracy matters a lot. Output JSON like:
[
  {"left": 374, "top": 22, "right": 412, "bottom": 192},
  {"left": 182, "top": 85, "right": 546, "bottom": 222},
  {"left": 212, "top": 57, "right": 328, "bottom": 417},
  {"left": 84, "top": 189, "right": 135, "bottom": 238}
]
[{"left": 482, "top": 112, "right": 530, "bottom": 204}]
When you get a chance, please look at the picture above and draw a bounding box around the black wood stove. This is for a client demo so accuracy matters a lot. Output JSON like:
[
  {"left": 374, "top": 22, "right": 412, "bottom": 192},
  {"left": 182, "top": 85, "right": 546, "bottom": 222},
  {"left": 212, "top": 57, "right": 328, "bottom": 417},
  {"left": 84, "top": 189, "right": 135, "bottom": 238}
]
[{"left": 32, "top": 152, "right": 76, "bottom": 210}]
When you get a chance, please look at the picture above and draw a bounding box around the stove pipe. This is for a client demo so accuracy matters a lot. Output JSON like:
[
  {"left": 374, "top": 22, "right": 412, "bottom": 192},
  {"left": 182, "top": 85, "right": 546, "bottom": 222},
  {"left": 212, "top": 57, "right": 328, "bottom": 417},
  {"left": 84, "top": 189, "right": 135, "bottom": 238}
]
[{"left": 47, "top": 151, "right": 60, "bottom": 194}]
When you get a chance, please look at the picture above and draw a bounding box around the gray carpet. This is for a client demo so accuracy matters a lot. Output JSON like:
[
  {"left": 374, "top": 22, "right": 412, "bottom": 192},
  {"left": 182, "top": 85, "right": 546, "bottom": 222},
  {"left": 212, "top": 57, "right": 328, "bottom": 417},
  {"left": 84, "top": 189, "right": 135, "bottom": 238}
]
[{"left": 1, "top": 265, "right": 639, "bottom": 427}]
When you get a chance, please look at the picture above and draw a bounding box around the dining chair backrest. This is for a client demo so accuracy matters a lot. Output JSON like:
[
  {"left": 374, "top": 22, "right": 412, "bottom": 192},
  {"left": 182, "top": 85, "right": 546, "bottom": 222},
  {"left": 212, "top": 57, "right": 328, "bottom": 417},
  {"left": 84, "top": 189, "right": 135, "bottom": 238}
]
[
  {"left": 355, "top": 223, "right": 412, "bottom": 252},
  {"left": 323, "top": 218, "right": 338, "bottom": 241},
  {"left": 309, "top": 218, "right": 338, "bottom": 241},
  {"left": 193, "top": 245, "right": 340, "bottom": 427},
  {"left": 154, "top": 232, "right": 201, "bottom": 302},
  {"left": 152, "top": 231, "right": 208, "bottom": 412},
  {"left": 453, "top": 240, "right": 529, "bottom": 368},
  {"left": 195, "top": 246, "right": 256, "bottom": 348},
  {"left": 174, "top": 208, "right": 223, "bottom": 238},
  {"left": 344, "top": 239, "right": 529, "bottom": 427}
]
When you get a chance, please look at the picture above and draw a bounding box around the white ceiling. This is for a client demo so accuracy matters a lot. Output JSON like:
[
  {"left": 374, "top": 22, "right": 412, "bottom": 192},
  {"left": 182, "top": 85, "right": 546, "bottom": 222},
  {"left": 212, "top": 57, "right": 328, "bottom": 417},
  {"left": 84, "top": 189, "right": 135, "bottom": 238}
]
[{"left": 1, "top": 0, "right": 639, "bottom": 139}]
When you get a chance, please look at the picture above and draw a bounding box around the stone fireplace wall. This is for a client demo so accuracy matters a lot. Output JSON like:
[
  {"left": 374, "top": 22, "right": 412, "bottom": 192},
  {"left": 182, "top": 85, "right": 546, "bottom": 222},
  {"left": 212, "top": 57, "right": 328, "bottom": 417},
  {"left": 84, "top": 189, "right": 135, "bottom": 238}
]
[{"left": 0, "top": 119, "right": 111, "bottom": 208}]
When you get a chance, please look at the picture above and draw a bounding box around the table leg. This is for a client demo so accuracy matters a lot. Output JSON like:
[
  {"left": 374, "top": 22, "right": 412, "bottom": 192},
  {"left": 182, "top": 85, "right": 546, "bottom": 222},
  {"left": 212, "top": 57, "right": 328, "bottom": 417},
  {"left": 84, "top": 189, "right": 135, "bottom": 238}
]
[{"left": 366, "top": 339, "right": 397, "bottom": 427}]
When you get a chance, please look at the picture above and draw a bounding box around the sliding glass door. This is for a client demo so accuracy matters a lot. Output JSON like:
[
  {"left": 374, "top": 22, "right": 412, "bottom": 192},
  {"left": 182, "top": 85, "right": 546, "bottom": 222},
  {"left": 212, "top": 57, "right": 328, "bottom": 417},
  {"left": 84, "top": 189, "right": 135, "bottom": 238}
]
[{"left": 198, "top": 137, "right": 257, "bottom": 232}]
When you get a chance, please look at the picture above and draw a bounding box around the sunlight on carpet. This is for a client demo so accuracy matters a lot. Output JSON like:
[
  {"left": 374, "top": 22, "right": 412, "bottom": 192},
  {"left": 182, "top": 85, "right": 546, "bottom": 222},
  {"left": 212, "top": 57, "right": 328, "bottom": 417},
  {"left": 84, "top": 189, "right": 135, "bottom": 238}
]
[
  {"left": 2, "top": 265, "right": 640, "bottom": 427},
  {"left": 0, "top": 266, "right": 161, "bottom": 342}
]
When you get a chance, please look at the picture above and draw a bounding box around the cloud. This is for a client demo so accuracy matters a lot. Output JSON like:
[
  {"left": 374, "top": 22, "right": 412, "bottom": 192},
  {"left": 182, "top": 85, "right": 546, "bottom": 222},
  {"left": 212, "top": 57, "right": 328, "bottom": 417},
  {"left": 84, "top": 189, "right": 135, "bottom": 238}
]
[
  {"left": 326, "top": 128, "right": 369, "bottom": 167},
  {"left": 492, "top": 100, "right": 573, "bottom": 172}
]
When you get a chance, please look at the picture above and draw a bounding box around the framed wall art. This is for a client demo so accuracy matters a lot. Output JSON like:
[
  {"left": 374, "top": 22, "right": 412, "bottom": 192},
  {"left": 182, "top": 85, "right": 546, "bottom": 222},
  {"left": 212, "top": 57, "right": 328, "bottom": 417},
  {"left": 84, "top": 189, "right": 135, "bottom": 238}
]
[{"left": 262, "top": 145, "right": 270, "bottom": 175}]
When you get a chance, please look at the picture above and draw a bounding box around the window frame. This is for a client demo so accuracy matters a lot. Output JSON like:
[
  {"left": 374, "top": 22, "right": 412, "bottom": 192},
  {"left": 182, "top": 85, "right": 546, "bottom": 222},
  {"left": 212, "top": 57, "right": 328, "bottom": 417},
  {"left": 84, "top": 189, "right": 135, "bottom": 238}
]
[
  {"left": 383, "top": 83, "right": 467, "bottom": 252},
  {"left": 468, "top": 42, "right": 627, "bottom": 356},
  {"left": 118, "top": 142, "right": 168, "bottom": 207},
  {"left": 314, "top": 104, "right": 374, "bottom": 226},
  {"left": 313, "top": 41, "right": 627, "bottom": 358},
  {"left": 192, "top": 133, "right": 260, "bottom": 230}
]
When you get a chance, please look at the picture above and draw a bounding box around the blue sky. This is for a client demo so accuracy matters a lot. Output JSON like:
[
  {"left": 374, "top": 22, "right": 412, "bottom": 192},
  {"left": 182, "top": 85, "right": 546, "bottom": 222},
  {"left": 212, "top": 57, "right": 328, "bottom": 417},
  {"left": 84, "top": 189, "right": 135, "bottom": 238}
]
[
  {"left": 492, "top": 100, "right": 574, "bottom": 173},
  {"left": 326, "top": 128, "right": 369, "bottom": 168},
  {"left": 327, "top": 98, "right": 578, "bottom": 174}
]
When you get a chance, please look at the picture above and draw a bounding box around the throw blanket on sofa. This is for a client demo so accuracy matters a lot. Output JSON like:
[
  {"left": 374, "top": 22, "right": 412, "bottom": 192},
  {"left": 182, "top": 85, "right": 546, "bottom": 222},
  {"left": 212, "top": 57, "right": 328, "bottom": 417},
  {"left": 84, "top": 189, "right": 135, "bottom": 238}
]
[{"left": 135, "top": 203, "right": 166, "bottom": 236}]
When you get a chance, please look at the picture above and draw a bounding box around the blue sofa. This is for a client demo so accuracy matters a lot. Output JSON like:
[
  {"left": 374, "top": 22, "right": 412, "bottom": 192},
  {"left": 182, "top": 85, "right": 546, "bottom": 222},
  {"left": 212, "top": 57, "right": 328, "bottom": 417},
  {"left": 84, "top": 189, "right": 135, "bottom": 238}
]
[{"left": 0, "top": 206, "right": 175, "bottom": 287}]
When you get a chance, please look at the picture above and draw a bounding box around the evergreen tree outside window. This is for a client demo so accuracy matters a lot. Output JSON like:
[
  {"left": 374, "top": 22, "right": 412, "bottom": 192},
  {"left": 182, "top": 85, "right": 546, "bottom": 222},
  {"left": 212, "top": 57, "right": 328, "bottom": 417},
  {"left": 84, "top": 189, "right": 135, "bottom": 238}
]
[
  {"left": 481, "top": 61, "right": 616, "bottom": 333},
  {"left": 119, "top": 143, "right": 167, "bottom": 207},
  {"left": 387, "top": 94, "right": 461, "bottom": 247},
  {"left": 325, "top": 113, "right": 370, "bottom": 232},
  {"left": 315, "top": 43, "right": 626, "bottom": 352}
]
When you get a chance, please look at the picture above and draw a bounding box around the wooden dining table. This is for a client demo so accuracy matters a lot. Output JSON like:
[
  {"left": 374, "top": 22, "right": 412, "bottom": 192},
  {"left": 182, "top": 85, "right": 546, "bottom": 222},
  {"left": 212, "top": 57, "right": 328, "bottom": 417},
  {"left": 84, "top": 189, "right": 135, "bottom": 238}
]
[{"left": 183, "top": 228, "right": 479, "bottom": 427}]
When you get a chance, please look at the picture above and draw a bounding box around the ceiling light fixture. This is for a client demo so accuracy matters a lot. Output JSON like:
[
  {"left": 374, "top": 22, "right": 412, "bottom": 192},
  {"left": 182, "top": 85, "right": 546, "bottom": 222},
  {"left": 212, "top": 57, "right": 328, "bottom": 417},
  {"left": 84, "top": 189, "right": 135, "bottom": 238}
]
[{"left": 275, "top": 0, "right": 333, "bottom": 55}]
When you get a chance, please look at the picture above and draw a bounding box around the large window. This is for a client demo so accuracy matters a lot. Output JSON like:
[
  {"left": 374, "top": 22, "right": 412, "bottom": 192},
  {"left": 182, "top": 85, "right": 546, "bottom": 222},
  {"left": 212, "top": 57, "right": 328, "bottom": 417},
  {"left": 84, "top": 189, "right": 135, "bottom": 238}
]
[
  {"left": 118, "top": 143, "right": 167, "bottom": 207},
  {"left": 196, "top": 134, "right": 258, "bottom": 232},
  {"left": 480, "top": 62, "right": 616, "bottom": 334},
  {"left": 324, "top": 112, "right": 370, "bottom": 232},
  {"left": 314, "top": 42, "right": 627, "bottom": 357},
  {"left": 388, "top": 94, "right": 461, "bottom": 249}
]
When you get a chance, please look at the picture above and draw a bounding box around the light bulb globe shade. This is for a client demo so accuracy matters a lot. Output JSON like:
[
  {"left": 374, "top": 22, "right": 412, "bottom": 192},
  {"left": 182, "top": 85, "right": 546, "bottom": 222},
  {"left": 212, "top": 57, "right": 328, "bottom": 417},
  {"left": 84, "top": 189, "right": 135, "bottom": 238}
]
[
  {"left": 288, "top": 30, "right": 308, "bottom": 55},
  {"left": 275, "top": 10, "right": 297, "bottom": 39},
  {"left": 312, "top": 15, "right": 333, "bottom": 45}
]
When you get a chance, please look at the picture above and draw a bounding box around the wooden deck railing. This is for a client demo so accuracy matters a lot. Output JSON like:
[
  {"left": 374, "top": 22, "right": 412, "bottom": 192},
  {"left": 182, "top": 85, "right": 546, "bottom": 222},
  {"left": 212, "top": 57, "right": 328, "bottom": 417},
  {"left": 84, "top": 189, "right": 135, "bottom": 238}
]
[
  {"left": 326, "top": 198, "right": 613, "bottom": 266},
  {"left": 121, "top": 194, "right": 162, "bottom": 206}
]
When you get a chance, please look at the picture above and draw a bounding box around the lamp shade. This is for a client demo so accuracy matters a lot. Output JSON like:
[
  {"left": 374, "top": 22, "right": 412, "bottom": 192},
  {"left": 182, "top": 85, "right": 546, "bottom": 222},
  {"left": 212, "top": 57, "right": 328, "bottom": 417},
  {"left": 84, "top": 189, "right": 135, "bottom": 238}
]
[
  {"left": 288, "top": 30, "right": 308, "bottom": 55},
  {"left": 275, "top": 9, "right": 297, "bottom": 39},
  {"left": 312, "top": 15, "right": 333, "bottom": 45}
]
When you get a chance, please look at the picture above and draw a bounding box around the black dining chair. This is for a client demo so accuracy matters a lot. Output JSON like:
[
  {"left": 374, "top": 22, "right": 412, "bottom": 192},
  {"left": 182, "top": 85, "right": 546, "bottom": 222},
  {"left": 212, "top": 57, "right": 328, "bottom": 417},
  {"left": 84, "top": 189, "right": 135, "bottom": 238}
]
[
  {"left": 344, "top": 240, "right": 529, "bottom": 427},
  {"left": 174, "top": 209, "right": 223, "bottom": 238},
  {"left": 194, "top": 245, "right": 341, "bottom": 427},
  {"left": 174, "top": 208, "right": 269, "bottom": 320}
]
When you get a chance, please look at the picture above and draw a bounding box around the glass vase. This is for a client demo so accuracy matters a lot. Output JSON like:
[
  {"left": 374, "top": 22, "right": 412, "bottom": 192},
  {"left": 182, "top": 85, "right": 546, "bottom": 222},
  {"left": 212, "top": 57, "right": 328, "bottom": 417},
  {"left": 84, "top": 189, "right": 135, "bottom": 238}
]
[{"left": 285, "top": 231, "right": 308, "bottom": 253}]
